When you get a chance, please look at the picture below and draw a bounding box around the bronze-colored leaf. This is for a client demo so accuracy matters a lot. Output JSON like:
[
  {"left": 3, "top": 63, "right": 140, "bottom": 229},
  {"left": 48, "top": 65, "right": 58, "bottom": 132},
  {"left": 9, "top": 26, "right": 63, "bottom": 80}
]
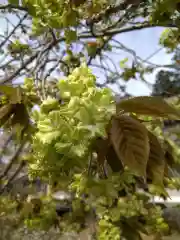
[
  {"left": 106, "top": 144, "right": 123, "bottom": 172},
  {"left": 11, "top": 103, "right": 29, "bottom": 128},
  {"left": 10, "top": 87, "right": 22, "bottom": 104},
  {"left": 71, "top": 0, "right": 86, "bottom": 7},
  {"left": 122, "top": 221, "right": 145, "bottom": 240},
  {"left": 164, "top": 140, "right": 175, "bottom": 167},
  {"left": 164, "top": 142, "right": 180, "bottom": 178},
  {"left": 147, "top": 131, "right": 165, "bottom": 185},
  {"left": 0, "top": 104, "right": 14, "bottom": 126},
  {"left": 0, "top": 85, "right": 16, "bottom": 95},
  {"left": 164, "top": 162, "right": 169, "bottom": 178},
  {"left": 91, "top": 137, "right": 109, "bottom": 166},
  {"left": 116, "top": 96, "right": 180, "bottom": 118},
  {"left": 140, "top": 232, "right": 162, "bottom": 240},
  {"left": 109, "top": 115, "right": 150, "bottom": 178}
]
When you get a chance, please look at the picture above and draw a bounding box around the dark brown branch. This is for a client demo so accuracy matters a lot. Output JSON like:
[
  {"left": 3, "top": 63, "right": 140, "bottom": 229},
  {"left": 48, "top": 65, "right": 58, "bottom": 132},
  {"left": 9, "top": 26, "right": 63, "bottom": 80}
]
[
  {"left": 0, "top": 39, "right": 59, "bottom": 84},
  {"left": 0, "top": 160, "right": 26, "bottom": 195},
  {"left": 0, "top": 140, "right": 26, "bottom": 180},
  {"left": 0, "top": 53, "right": 38, "bottom": 84},
  {"left": 99, "top": 23, "right": 177, "bottom": 36},
  {"left": 0, "top": 13, "right": 28, "bottom": 49}
]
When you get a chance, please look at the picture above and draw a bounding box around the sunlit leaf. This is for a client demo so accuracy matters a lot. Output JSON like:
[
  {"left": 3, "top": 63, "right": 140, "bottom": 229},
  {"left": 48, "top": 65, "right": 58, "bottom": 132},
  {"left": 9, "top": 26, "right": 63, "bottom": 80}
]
[
  {"left": 55, "top": 142, "right": 72, "bottom": 153},
  {"left": 119, "top": 58, "right": 128, "bottom": 69},
  {"left": 116, "top": 96, "right": 180, "bottom": 118}
]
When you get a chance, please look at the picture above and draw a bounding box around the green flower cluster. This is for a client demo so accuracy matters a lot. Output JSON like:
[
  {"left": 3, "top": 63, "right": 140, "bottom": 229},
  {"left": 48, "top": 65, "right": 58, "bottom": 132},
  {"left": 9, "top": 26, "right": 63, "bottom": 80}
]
[{"left": 29, "top": 63, "right": 115, "bottom": 180}]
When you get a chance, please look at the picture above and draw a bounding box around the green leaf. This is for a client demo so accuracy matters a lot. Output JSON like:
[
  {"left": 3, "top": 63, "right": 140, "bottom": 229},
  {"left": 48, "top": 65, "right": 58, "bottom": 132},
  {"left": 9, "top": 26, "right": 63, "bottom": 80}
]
[
  {"left": 40, "top": 97, "right": 59, "bottom": 114},
  {"left": 149, "top": 184, "right": 169, "bottom": 198},
  {"left": 109, "top": 208, "right": 121, "bottom": 222},
  {"left": 62, "top": 9, "right": 78, "bottom": 27},
  {"left": 119, "top": 58, "right": 128, "bottom": 68},
  {"left": 122, "top": 68, "right": 137, "bottom": 81},
  {"left": 55, "top": 142, "right": 72, "bottom": 153},
  {"left": 68, "top": 96, "right": 80, "bottom": 109},
  {"left": 99, "top": 219, "right": 110, "bottom": 227},
  {"left": 0, "top": 85, "right": 22, "bottom": 104},
  {"left": 87, "top": 43, "right": 97, "bottom": 57},
  {"left": 116, "top": 96, "right": 180, "bottom": 118},
  {"left": 65, "top": 29, "right": 77, "bottom": 44},
  {"left": 75, "top": 107, "right": 90, "bottom": 124},
  {"left": 8, "top": 0, "right": 19, "bottom": 5},
  {"left": 36, "top": 131, "right": 61, "bottom": 144}
]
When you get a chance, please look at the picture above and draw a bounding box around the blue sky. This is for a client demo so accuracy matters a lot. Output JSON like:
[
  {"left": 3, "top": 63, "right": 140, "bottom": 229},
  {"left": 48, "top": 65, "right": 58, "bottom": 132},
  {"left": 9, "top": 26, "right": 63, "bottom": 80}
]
[
  {"left": 103, "top": 26, "right": 173, "bottom": 96},
  {"left": 118, "top": 27, "right": 172, "bottom": 95},
  {"left": 0, "top": 8, "right": 173, "bottom": 96}
]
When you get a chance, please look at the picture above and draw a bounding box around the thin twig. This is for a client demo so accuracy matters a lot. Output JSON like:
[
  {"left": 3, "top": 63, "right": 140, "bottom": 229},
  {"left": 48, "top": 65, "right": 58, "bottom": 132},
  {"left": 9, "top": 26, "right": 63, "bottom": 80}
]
[
  {"left": 0, "top": 140, "right": 26, "bottom": 180},
  {"left": 0, "top": 13, "right": 28, "bottom": 49},
  {"left": 0, "top": 4, "right": 28, "bottom": 12},
  {"left": 0, "top": 160, "right": 26, "bottom": 195},
  {"left": 0, "top": 133, "right": 13, "bottom": 163}
]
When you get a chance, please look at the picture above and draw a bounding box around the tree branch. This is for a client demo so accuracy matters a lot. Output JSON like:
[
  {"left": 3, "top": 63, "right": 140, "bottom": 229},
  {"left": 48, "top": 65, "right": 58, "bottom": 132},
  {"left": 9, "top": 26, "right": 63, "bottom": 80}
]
[
  {"left": 0, "top": 13, "right": 28, "bottom": 49},
  {"left": 0, "top": 133, "right": 13, "bottom": 163},
  {"left": 0, "top": 4, "right": 28, "bottom": 12},
  {"left": 100, "top": 23, "right": 177, "bottom": 36},
  {"left": 0, "top": 160, "right": 26, "bottom": 195},
  {"left": 0, "top": 140, "right": 26, "bottom": 180}
]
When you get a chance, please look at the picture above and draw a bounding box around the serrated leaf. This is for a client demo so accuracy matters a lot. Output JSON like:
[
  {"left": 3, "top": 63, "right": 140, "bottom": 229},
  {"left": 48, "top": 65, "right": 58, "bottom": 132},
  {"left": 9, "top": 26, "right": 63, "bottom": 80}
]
[
  {"left": 147, "top": 131, "right": 165, "bottom": 185},
  {"left": 37, "top": 120, "right": 53, "bottom": 133},
  {"left": 55, "top": 142, "right": 72, "bottom": 153},
  {"left": 77, "top": 124, "right": 106, "bottom": 138},
  {"left": 36, "top": 131, "right": 60, "bottom": 144},
  {"left": 41, "top": 97, "right": 59, "bottom": 114},
  {"left": 109, "top": 115, "right": 150, "bottom": 178},
  {"left": 75, "top": 107, "right": 90, "bottom": 124},
  {"left": 116, "top": 96, "right": 180, "bottom": 118},
  {"left": 71, "top": 144, "right": 87, "bottom": 158}
]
